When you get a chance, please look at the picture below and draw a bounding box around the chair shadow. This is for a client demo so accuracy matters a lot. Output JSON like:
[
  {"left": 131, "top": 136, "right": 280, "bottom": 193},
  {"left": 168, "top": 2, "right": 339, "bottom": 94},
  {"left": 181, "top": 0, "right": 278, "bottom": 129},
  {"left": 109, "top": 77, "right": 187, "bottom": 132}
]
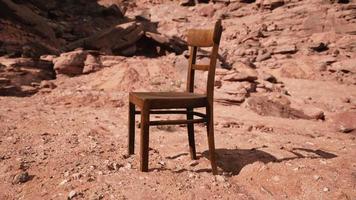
[{"left": 201, "top": 147, "right": 337, "bottom": 175}]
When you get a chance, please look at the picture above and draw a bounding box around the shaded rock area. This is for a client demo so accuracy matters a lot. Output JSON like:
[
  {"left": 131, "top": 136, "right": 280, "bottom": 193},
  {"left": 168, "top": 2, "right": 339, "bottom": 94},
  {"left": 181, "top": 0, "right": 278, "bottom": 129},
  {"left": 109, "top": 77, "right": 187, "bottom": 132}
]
[
  {"left": 0, "top": 57, "right": 55, "bottom": 96},
  {"left": 0, "top": 0, "right": 188, "bottom": 95},
  {"left": 0, "top": 0, "right": 187, "bottom": 58}
]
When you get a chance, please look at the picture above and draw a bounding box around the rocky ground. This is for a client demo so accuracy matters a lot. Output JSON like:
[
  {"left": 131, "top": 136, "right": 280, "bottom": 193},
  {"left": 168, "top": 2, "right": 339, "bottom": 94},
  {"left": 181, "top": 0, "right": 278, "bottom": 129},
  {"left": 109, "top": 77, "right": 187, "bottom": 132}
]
[{"left": 0, "top": 0, "right": 356, "bottom": 199}]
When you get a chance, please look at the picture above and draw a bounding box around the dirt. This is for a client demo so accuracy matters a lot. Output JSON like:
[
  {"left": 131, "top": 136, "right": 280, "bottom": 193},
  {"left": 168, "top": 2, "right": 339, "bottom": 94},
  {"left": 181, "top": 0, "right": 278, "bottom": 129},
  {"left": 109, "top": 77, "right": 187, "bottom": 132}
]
[{"left": 1, "top": 0, "right": 356, "bottom": 199}]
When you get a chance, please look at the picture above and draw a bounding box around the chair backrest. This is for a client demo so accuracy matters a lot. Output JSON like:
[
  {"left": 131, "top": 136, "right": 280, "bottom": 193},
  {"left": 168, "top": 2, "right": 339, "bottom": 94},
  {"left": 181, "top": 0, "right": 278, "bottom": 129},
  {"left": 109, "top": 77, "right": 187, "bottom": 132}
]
[{"left": 186, "top": 20, "right": 223, "bottom": 100}]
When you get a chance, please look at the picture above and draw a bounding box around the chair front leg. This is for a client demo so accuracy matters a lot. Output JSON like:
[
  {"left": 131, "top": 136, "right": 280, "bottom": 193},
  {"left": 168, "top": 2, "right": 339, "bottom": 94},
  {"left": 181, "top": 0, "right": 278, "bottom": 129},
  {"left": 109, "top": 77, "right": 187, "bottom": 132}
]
[
  {"left": 206, "top": 104, "right": 218, "bottom": 175},
  {"left": 140, "top": 106, "right": 150, "bottom": 172},
  {"left": 128, "top": 102, "right": 135, "bottom": 155}
]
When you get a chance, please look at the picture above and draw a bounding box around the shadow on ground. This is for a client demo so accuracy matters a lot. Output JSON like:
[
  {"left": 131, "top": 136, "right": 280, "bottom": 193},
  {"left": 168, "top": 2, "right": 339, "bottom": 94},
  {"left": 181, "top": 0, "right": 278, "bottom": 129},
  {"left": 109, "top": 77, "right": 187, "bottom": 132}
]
[
  {"left": 151, "top": 147, "right": 337, "bottom": 174},
  {"left": 201, "top": 147, "right": 337, "bottom": 175}
]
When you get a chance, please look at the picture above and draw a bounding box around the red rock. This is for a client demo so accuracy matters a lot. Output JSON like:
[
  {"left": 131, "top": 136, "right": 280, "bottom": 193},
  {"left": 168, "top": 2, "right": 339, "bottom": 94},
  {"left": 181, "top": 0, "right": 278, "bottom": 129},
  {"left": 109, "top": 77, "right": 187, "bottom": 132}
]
[
  {"left": 53, "top": 49, "right": 88, "bottom": 76},
  {"left": 329, "top": 112, "right": 356, "bottom": 134},
  {"left": 222, "top": 72, "right": 258, "bottom": 82},
  {"left": 198, "top": 4, "right": 216, "bottom": 17}
]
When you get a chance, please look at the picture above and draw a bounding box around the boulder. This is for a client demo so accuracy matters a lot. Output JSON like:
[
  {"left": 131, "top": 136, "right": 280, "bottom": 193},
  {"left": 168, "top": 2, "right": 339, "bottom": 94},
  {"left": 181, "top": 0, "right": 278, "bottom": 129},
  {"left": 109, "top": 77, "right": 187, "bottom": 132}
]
[
  {"left": 328, "top": 111, "right": 356, "bottom": 134},
  {"left": 53, "top": 49, "right": 88, "bottom": 76},
  {"left": 259, "top": 71, "right": 277, "bottom": 83},
  {"left": 272, "top": 44, "right": 297, "bottom": 54},
  {"left": 83, "top": 54, "right": 102, "bottom": 74},
  {"left": 180, "top": 0, "right": 195, "bottom": 6},
  {"left": 329, "top": 59, "right": 356, "bottom": 73},
  {"left": 309, "top": 42, "right": 329, "bottom": 52},
  {"left": 65, "top": 22, "right": 144, "bottom": 54},
  {"left": 256, "top": 51, "right": 271, "bottom": 62},
  {"left": 222, "top": 72, "right": 258, "bottom": 82},
  {"left": 247, "top": 95, "right": 312, "bottom": 119},
  {"left": 231, "top": 62, "right": 258, "bottom": 80},
  {"left": 0, "top": 57, "right": 55, "bottom": 96},
  {"left": 198, "top": 4, "right": 216, "bottom": 17},
  {"left": 215, "top": 91, "right": 246, "bottom": 104},
  {"left": 256, "top": 0, "right": 285, "bottom": 10},
  {"left": 64, "top": 21, "right": 187, "bottom": 56}
]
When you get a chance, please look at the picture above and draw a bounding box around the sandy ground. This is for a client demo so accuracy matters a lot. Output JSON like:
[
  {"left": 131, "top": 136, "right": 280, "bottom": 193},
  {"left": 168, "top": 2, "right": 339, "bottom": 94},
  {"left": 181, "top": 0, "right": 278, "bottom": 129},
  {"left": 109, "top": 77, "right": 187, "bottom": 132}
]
[{"left": 0, "top": 59, "right": 355, "bottom": 199}]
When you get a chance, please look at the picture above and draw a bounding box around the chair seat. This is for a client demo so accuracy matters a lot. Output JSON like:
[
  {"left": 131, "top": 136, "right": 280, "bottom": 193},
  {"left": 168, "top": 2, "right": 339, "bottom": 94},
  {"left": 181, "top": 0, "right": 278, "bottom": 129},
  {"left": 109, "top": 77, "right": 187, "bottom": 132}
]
[{"left": 129, "top": 92, "right": 207, "bottom": 109}]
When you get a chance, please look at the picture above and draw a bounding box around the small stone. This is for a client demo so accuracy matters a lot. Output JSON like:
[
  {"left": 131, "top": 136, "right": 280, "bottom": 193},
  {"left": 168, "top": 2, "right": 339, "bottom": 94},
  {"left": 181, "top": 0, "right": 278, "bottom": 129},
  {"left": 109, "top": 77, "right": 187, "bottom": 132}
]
[
  {"left": 189, "top": 161, "right": 199, "bottom": 167},
  {"left": 272, "top": 175, "right": 280, "bottom": 182},
  {"left": 246, "top": 125, "right": 253, "bottom": 132},
  {"left": 59, "top": 179, "right": 68, "bottom": 186},
  {"left": 12, "top": 171, "right": 31, "bottom": 184},
  {"left": 311, "top": 111, "right": 325, "bottom": 121},
  {"left": 122, "top": 154, "right": 130, "bottom": 159},
  {"left": 260, "top": 72, "right": 277, "bottom": 83},
  {"left": 89, "top": 193, "right": 104, "bottom": 200},
  {"left": 323, "top": 187, "right": 329, "bottom": 192},
  {"left": 68, "top": 190, "right": 77, "bottom": 199},
  {"left": 158, "top": 161, "right": 166, "bottom": 166},
  {"left": 188, "top": 172, "right": 196, "bottom": 178},
  {"left": 64, "top": 171, "right": 70, "bottom": 177},
  {"left": 40, "top": 80, "right": 57, "bottom": 89},
  {"left": 339, "top": 125, "right": 354, "bottom": 133},
  {"left": 215, "top": 175, "right": 226, "bottom": 183},
  {"left": 125, "top": 163, "right": 132, "bottom": 169},
  {"left": 107, "top": 162, "right": 122, "bottom": 171},
  {"left": 313, "top": 175, "right": 321, "bottom": 181},
  {"left": 180, "top": 0, "right": 195, "bottom": 6},
  {"left": 342, "top": 97, "right": 351, "bottom": 103},
  {"left": 71, "top": 173, "right": 82, "bottom": 180},
  {"left": 309, "top": 42, "right": 328, "bottom": 52}
]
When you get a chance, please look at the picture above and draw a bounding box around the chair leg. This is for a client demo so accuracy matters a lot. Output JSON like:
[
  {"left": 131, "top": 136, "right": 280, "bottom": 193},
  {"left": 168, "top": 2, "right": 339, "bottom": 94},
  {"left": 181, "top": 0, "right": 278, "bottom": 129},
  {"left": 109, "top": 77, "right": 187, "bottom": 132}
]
[
  {"left": 140, "top": 106, "right": 150, "bottom": 172},
  {"left": 187, "top": 108, "right": 197, "bottom": 160},
  {"left": 206, "top": 105, "right": 218, "bottom": 175},
  {"left": 128, "top": 102, "right": 135, "bottom": 155}
]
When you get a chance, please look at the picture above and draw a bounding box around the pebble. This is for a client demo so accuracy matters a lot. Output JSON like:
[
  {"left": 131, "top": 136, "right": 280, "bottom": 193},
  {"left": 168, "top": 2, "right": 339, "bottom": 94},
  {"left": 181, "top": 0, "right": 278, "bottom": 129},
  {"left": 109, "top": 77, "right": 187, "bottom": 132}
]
[
  {"left": 125, "top": 163, "right": 132, "bottom": 169},
  {"left": 12, "top": 171, "right": 31, "bottom": 184},
  {"left": 323, "top": 187, "right": 329, "bottom": 192},
  {"left": 68, "top": 190, "right": 77, "bottom": 199},
  {"left": 272, "top": 175, "right": 280, "bottom": 182},
  {"left": 245, "top": 125, "right": 253, "bottom": 132},
  {"left": 189, "top": 161, "right": 199, "bottom": 167},
  {"left": 59, "top": 179, "right": 68, "bottom": 186},
  {"left": 71, "top": 173, "right": 82, "bottom": 180},
  {"left": 107, "top": 162, "right": 122, "bottom": 171},
  {"left": 215, "top": 175, "right": 226, "bottom": 183},
  {"left": 339, "top": 125, "right": 354, "bottom": 133},
  {"left": 64, "top": 171, "right": 70, "bottom": 177},
  {"left": 313, "top": 175, "right": 321, "bottom": 181},
  {"left": 341, "top": 97, "right": 351, "bottom": 103},
  {"left": 158, "top": 161, "right": 166, "bottom": 166}
]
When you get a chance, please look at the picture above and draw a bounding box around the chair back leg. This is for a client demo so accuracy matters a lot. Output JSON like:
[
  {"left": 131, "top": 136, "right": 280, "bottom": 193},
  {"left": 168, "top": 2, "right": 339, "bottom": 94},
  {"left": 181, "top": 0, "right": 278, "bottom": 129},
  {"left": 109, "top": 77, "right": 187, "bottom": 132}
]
[
  {"left": 140, "top": 106, "right": 150, "bottom": 172},
  {"left": 186, "top": 108, "right": 197, "bottom": 160},
  {"left": 206, "top": 104, "right": 218, "bottom": 174},
  {"left": 128, "top": 102, "right": 136, "bottom": 155}
]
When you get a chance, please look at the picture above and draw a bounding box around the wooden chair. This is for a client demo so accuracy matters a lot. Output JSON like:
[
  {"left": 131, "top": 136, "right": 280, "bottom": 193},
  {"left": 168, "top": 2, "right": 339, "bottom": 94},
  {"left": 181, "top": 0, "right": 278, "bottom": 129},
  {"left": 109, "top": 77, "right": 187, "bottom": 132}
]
[{"left": 128, "top": 20, "right": 223, "bottom": 175}]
